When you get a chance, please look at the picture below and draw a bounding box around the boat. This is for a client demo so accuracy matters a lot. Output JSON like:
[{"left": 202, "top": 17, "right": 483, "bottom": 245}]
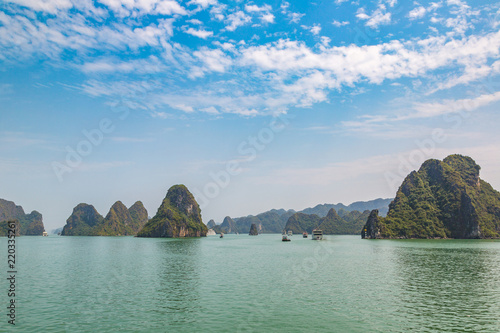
[
  {"left": 42, "top": 231, "right": 48, "bottom": 237},
  {"left": 311, "top": 229, "right": 323, "bottom": 240},
  {"left": 302, "top": 232, "right": 308, "bottom": 238},
  {"left": 287, "top": 230, "right": 293, "bottom": 237},
  {"left": 282, "top": 234, "right": 291, "bottom": 242},
  {"left": 220, "top": 232, "right": 224, "bottom": 238}
]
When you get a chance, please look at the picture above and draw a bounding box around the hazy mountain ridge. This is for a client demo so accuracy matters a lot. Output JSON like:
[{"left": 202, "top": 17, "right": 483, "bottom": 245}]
[{"left": 210, "top": 198, "right": 391, "bottom": 234}]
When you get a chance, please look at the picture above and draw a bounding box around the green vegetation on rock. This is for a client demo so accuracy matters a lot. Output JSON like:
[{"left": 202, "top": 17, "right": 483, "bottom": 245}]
[
  {"left": 0, "top": 199, "right": 45, "bottom": 236},
  {"left": 136, "top": 185, "right": 207, "bottom": 238},
  {"left": 61, "top": 204, "right": 104, "bottom": 236},
  {"left": 362, "top": 155, "right": 500, "bottom": 239},
  {"left": 62, "top": 201, "right": 149, "bottom": 236}
]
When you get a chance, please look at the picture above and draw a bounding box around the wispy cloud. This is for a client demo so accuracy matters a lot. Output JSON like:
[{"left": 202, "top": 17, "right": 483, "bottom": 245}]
[{"left": 185, "top": 27, "right": 213, "bottom": 39}]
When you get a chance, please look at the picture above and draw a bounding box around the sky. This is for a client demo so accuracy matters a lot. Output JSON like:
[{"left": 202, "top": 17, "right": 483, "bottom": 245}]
[{"left": 1, "top": 0, "right": 500, "bottom": 231}]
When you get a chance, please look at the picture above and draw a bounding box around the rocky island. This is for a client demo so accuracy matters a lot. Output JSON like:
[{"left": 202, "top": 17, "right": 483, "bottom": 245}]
[
  {"left": 249, "top": 223, "right": 259, "bottom": 235},
  {"left": 0, "top": 198, "right": 45, "bottom": 236},
  {"left": 362, "top": 154, "right": 500, "bottom": 239},
  {"left": 61, "top": 201, "right": 148, "bottom": 236},
  {"left": 136, "top": 185, "right": 207, "bottom": 238}
]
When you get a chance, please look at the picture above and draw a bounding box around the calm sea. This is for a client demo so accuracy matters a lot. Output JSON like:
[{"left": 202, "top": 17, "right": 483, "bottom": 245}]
[{"left": 1, "top": 234, "right": 500, "bottom": 332}]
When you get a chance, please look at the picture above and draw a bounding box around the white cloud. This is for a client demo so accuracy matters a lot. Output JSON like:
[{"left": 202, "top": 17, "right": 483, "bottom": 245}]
[
  {"left": 302, "top": 24, "right": 321, "bottom": 35},
  {"left": 332, "top": 20, "right": 349, "bottom": 27},
  {"left": 187, "top": 0, "right": 217, "bottom": 9},
  {"left": 410, "top": 91, "right": 500, "bottom": 119},
  {"left": 81, "top": 56, "right": 164, "bottom": 73},
  {"left": 200, "top": 106, "right": 219, "bottom": 114},
  {"left": 186, "top": 19, "right": 202, "bottom": 24},
  {"left": 225, "top": 10, "right": 252, "bottom": 31},
  {"left": 409, "top": 6, "right": 427, "bottom": 19},
  {"left": 356, "top": 5, "right": 391, "bottom": 29},
  {"left": 193, "top": 48, "right": 232, "bottom": 73},
  {"left": 96, "top": 0, "right": 187, "bottom": 16},
  {"left": 185, "top": 27, "right": 213, "bottom": 39},
  {"left": 4, "top": 0, "right": 73, "bottom": 14},
  {"left": 244, "top": 4, "right": 271, "bottom": 13},
  {"left": 261, "top": 13, "right": 275, "bottom": 24},
  {"left": 288, "top": 12, "right": 304, "bottom": 23}
]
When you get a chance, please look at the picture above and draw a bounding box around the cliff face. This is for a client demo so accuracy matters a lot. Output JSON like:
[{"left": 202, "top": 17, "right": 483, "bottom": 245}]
[
  {"left": 249, "top": 223, "right": 259, "bottom": 235},
  {"left": 128, "top": 201, "right": 149, "bottom": 233},
  {"left": 137, "top": 185, "right": 207, "bottom": 238},
  {"left": 62, "top": 200, "right": 149, "bottom": 236},
  {"left": 361, "top": 210, "right": 383, "bottom": 239},
  {"left": 362, "top": 155, "right": 500, "bottom": 239},
  {"left": 220, "top": 216, "right": 237, "bottom": 233},
  {"left": 0, "top": 199, "right": 45, "bottom": 236},
  {"left": 61, "top": 204, "right": 104, "bottom": 236},
  {"left": 96, "top": 201, "right": 135, "bottom": 236},
  {"left": 22, "top": 211, "right": 45, "bottom": 235}
]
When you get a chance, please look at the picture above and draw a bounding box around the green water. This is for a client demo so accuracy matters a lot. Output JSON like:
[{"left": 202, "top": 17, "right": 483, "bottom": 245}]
[{"left": 1, "top": 235, "right": 500, "bottom": 332}]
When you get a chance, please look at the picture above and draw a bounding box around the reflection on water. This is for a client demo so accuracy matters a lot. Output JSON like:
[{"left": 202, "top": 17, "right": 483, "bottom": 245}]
[
  {"left": 393, "top": 241, "right": 500, "bottom": 332},
  {"left": 153, "top": 239, "right": 202, "bottom": 329}
]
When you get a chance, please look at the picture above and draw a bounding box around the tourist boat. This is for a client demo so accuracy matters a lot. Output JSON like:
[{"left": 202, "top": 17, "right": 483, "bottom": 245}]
[
  {"left": 302, "top": 232, "right": 308, "bottom": 238},
  {"left": 42, "top": 231, "right": 48, "bottom": 236},
  {"left": 311, "top": 229, "right": 323, "bottom": 240},
  {"left": 220, "top": 232, "right": 224, "bottom": 238},
  {"left": 287, "top": 230, "right": 293, "bottom": 237},
  {"left": 282, "top": 234, "right": 291, "bottom": 242}
]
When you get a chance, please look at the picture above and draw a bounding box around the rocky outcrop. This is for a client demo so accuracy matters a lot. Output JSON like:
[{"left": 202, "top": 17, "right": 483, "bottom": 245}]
[
  {"left": 0, "top": 199, "right": 45, "bottom": 235},
  {"left": 61, "top": 204, "right": 104, "bottom": 236},
  {"left": 361, "top": 210, "right": 383, "bottom": 239},
  {"left": 128, "top": 201, "right": 149, "bottom": 233},
  {"left": 207, "top": 219, "right": 216, "bottom": 229},
  {"left": 62, "top": 200, "right": 149, "bottom": 236},
  {"left": 362, "top": 155, "right": 500, "bottom": 239},
  {"left": 96, "top": 201, "right": 135, "bottom": 236},
  {"left": 249, "top": 223, "right": 258, "bottom": 235},
  {"left": 220, "top": 216, "right": 237, "bottom": 233},
  {"left": 137, "top": 185, "right": 207, "bottom": 238}
]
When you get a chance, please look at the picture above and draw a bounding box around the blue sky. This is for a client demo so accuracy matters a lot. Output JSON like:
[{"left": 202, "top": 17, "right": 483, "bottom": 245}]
[{"left": 2, "top": 0, "right": 500, "bottom": 231}]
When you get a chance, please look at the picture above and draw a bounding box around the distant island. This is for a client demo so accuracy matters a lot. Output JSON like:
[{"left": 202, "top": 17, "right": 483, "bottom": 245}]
[
  {"left": 61, "top": 201, "right": 148, "bottom": 236},
  {"left": 285, "top": 208, "right": 370, "bottom": 235},
  {"left": 362, "top": 154, "right": 500, "bottom": 239},
  {"left": 211, "top": 198, "right": 391, "bottom": 235},
  {"left": 0, "top": 198, "right": 45, "bottom": 236}
]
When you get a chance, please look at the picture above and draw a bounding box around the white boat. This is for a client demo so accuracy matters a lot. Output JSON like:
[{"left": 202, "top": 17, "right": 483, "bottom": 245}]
[
  {"left": 42, "top": 231, "right": 48, "bottom": 237},
  {"left": 287, "top": 230, "right": 293, "bottom": 237},
  {"left": 311, "top": 229, "right": 323, "bottom": 240}
]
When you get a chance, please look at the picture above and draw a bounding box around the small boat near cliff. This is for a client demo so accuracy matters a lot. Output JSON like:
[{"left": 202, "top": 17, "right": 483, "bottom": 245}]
[
  {"left": 302, "top": 232, "right": 308, "bottom": 238},
  {"left": 282, "top": 234, "right": 291, "bottom": 242},
  {"left": 220, "top": 232, "right": 224, "bottom": 238}
]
